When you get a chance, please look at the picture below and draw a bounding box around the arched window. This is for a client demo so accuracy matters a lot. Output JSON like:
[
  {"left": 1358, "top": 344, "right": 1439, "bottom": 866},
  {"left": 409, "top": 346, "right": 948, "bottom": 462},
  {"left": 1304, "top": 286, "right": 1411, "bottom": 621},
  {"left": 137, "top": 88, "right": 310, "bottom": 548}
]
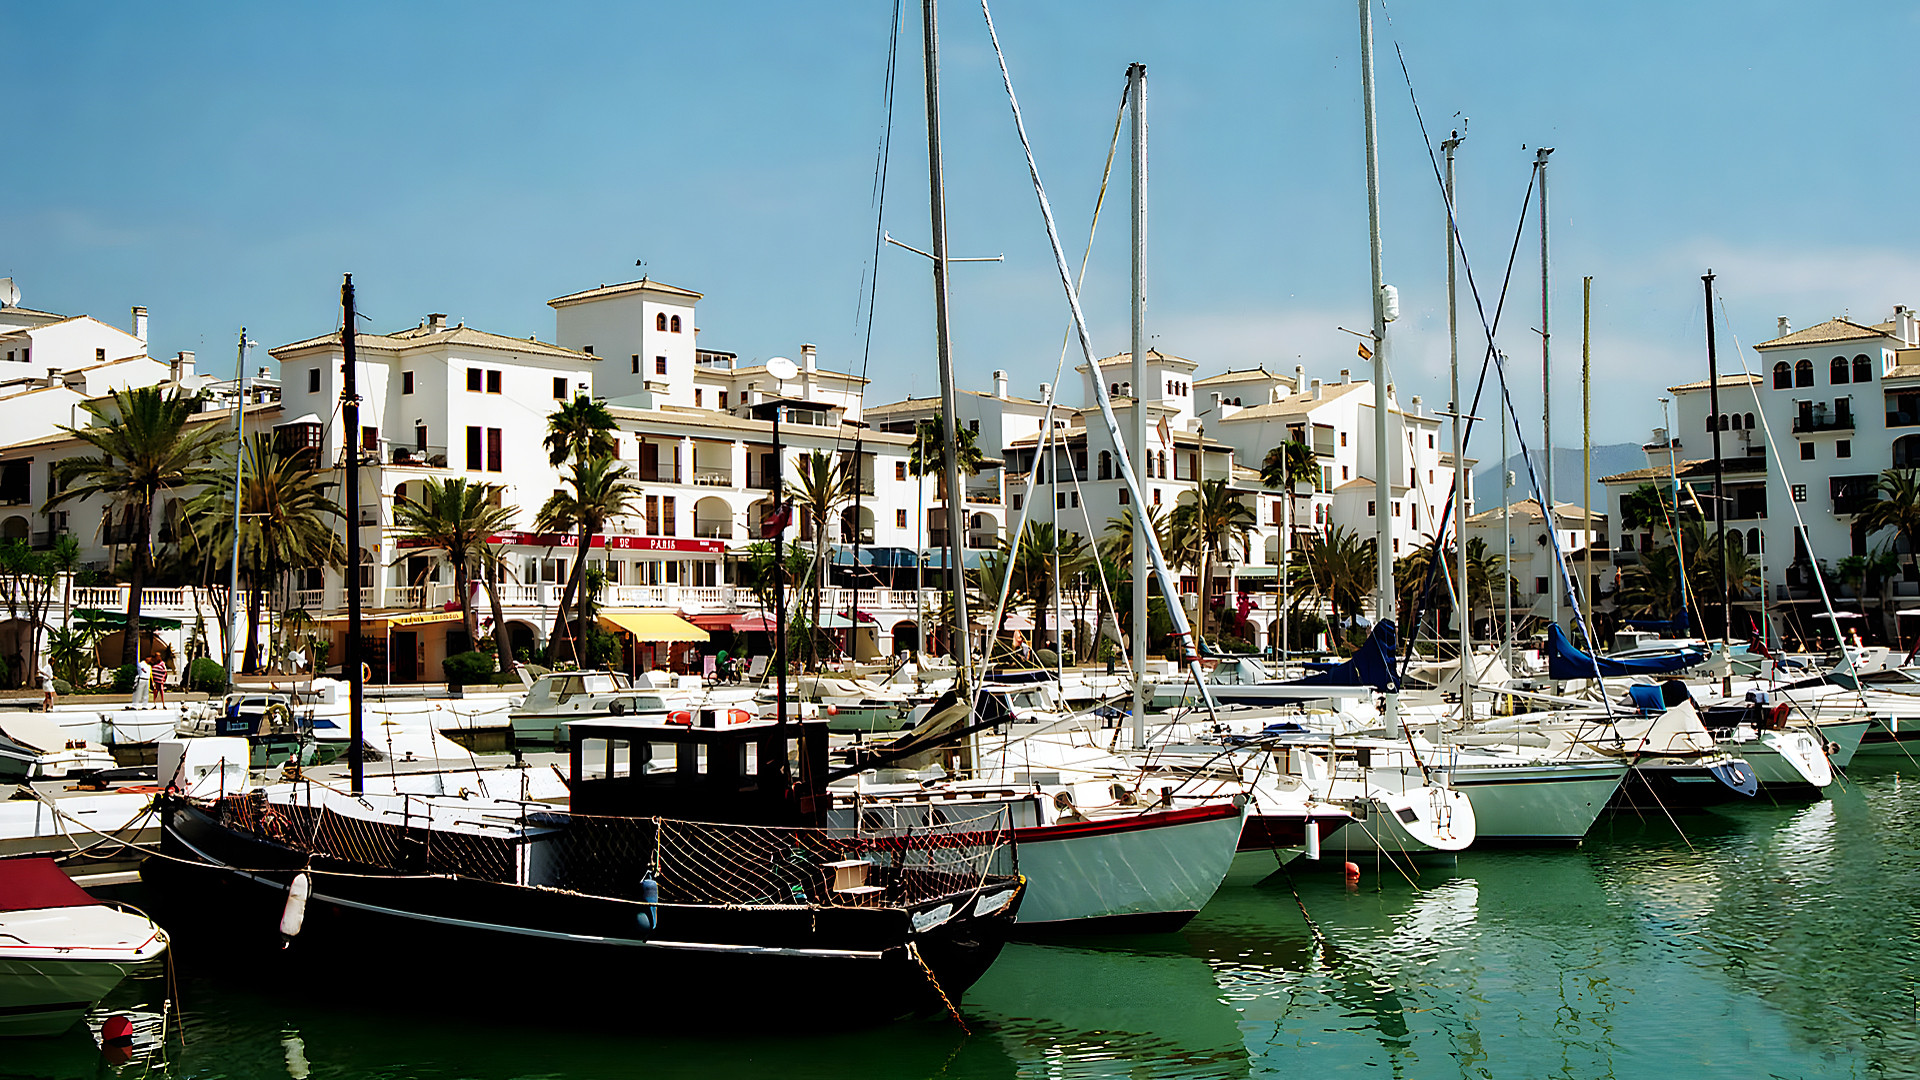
[
  {"left": 1721, "top": 414, "right": 1732, "bottom": 431},
  {"left": 1121, "top": 382, "right": 1131, "bottom": 396},
  {"left": 1795, "top": 359, "right": 1814, "bottom": 387},
  {"left": 1748, "top": 527, "right": 1761, "bottom": 552},
  {"left": 1099, "top": 451, "right": 1111, "bottom": 479},
  {"left": 1745, "top": 413, "right": 1755, "bottom": 428},
  {"left": 670, "top": 315, "right": 682, "bottom": 333},
  {"left": 655, "top": 313, "right": 667, "bottom": 331},
  {"left": 1897, "top": 434, "right": 1920, "bottom": 468},
  {"left": 1110, "top": 383, "right": 1119, "bottom": 396},
  {"left": 1772, "top": 361, "right": 1791, "bottom": 389},
  {"left": 1855, "top": 354, "right": 1874, "bottom": 382},
  {"left": 1831, "top": 357, "right": 1850, "bottom": 384}
]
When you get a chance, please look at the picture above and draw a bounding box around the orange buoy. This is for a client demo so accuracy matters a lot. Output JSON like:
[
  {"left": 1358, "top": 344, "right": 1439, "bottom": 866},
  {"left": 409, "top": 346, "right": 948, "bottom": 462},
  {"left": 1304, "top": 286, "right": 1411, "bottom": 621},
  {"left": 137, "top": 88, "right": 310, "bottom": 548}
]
[
  {"left": 826, "top": 704, "right": 839, "bottom": 716},
  {"left": 1343, "top": 861, "right": 1361, "bottom": 884},
  {"left": 666, "top": 710, "right": 693, "bottom": 726}
]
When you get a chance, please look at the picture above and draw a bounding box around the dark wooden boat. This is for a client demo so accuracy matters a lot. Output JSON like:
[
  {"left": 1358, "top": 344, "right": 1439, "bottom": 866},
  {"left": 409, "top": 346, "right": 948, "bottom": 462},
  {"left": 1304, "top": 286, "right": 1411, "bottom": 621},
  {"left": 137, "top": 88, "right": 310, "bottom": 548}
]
[{"left": 145, "top": 714, "right": 1023, "bottom": 1026}]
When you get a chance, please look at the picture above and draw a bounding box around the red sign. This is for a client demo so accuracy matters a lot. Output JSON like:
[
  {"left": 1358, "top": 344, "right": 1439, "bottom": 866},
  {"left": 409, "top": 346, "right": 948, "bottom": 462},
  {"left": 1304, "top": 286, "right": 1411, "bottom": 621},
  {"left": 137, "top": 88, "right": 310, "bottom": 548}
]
[{"left": 484, "top": 531, "right": 726, "bottom": 555}]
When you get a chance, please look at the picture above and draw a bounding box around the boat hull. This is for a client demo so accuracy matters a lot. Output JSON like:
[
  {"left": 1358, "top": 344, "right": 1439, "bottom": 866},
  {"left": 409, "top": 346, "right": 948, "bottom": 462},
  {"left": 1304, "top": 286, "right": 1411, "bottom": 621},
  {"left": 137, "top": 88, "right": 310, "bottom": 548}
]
[
  {"left": 1007, "top": 802, "right": 1245, "bottom": 932},
  {"left": 149, "top": 800, "right": 1021, "bottom": 1026},
  {"left": 1319, "top": 786, "right": 1476, "bottom": 858},
  {"left": 1446, "top": 760, "right": 1628, "bottom": 842},
  {"left": 0, "top": 954, "right": 151, "bottom": 1037}
]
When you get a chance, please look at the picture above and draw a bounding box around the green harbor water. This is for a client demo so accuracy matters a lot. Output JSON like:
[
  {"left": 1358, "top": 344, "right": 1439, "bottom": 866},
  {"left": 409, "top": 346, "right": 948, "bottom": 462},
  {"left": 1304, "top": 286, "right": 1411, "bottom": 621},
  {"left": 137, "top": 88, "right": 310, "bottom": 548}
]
[{"left": 11, "top": 762, "right": 1920, "bottom": 1080}]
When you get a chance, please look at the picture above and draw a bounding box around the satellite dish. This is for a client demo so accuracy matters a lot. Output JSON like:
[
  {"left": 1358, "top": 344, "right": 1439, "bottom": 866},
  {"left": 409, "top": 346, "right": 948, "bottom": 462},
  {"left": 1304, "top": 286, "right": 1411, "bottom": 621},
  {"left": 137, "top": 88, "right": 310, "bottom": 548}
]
[
  {"left": 0, "top": 279, "right": 17, "bottom": 308},
  {"left": 765, "top": 356, "right": 799, "bottom": 381}
]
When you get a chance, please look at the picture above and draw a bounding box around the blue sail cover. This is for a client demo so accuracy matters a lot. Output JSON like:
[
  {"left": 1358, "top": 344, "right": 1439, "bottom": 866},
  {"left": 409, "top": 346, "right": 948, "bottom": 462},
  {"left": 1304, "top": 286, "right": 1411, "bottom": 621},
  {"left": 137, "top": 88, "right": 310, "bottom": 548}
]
[
  {"left": 1623, "top": 612, "right": 1690, "bottom": 634},
  {"left": 1546, "top": 623, "right": 1703, "bottom": 680},
  {"left": 1291, "top": 620, "right": 1400, "bottom": 691}
]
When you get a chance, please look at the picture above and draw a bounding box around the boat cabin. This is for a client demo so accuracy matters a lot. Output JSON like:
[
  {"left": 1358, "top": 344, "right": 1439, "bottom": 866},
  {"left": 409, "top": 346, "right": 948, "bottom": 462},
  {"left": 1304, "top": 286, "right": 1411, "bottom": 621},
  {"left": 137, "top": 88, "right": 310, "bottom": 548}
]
[
  {"left": 519, "top": 671, "right": 637, "bottom": 712},
  {"left": 568, "top": 713, "right": 830, "bottom": 827}
]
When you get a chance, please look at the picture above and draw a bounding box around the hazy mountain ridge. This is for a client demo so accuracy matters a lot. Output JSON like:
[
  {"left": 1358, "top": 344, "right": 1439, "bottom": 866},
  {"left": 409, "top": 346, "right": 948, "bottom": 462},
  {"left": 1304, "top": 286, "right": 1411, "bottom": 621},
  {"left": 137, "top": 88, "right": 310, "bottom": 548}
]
[{"left": 1472, "top": 443, "right": 1646, "bottom": 514}]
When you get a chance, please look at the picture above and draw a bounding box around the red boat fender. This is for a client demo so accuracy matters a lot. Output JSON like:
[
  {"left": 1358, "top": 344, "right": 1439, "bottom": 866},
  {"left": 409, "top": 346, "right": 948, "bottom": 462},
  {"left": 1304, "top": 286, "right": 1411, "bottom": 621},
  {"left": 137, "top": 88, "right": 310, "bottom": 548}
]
[
  {"left": 1343, "top": 861, "right": 1362, "bottom": 886},
  {"left": 100, "top": 1015, "right": 134, "bottom": 1048},
  {"left": 667, "top": 710, "right": 693, "bottom": 726},
  {"left": 727, "top": 708, "right": 754, "bottom": 725}
]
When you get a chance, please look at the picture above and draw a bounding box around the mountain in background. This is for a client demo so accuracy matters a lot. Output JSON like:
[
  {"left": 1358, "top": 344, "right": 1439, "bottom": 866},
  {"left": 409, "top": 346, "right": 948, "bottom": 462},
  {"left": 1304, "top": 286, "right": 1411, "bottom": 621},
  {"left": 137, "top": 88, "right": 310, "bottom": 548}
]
[{"left": 1471, "top": 443, "right": 1647, "bottom": 515}]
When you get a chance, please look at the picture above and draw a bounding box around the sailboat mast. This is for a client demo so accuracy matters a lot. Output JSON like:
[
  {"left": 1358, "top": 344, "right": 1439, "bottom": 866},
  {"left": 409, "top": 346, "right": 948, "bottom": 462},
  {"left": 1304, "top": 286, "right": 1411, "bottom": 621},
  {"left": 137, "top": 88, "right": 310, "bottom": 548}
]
[
  {"left": 1583, "top": 277, "right": 1593, "bottom": 646},
  {"left": 229, "top": 329, "right": 247, "bottom": 677},
  {"left": 341, "top": 274, "right": 365, "bottom": 796},
  {"left": 1537, "top": 147, "right": 1556, "bottom": 633},
  {"left": 1704, "top": 270, "right": 1727, "bottom": 642},
  {"left": 1444, "top": 131, "right": 1467, "bottom": 719},
  {"left": 1129, "top": 60, "right": 1148, "bottom": 748},
  {"left": 921, "top": 0, "right": 973, "bottom": 695},
  {"left": 1358, "top": 0, "right": 1397, "bottom": 732}
]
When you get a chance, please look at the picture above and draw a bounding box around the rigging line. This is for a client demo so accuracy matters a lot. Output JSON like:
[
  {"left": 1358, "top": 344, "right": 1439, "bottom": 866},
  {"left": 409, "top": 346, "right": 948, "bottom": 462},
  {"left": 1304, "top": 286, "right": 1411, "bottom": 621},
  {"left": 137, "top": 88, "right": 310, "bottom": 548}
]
[
  {"left": 975, "top": 74, "right": 1131, "bottom": 687},
  {"left": 1714, "top": 295, "right": 1865, "bottom": 702}
]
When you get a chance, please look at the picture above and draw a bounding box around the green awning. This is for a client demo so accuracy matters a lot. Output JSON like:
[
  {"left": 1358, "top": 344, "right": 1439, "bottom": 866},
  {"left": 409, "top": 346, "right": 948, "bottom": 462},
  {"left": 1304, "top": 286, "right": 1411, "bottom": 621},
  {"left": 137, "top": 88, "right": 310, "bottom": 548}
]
[{"left": 73, "top": 607, "right": 184, "bottom": 631}]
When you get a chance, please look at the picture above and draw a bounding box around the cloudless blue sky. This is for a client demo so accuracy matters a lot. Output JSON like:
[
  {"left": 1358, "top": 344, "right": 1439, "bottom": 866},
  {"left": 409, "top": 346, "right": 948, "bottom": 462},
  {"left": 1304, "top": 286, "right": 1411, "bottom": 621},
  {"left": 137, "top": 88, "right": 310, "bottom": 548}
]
[{"left": 7, "top": 1, "right": 1920, "bottom": 446}]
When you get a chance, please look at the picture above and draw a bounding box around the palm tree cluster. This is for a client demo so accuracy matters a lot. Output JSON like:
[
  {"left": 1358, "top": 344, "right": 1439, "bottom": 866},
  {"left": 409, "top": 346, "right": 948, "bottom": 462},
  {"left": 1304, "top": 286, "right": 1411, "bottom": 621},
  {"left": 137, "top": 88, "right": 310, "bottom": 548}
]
[{"left": 536, "top": 396, "right": 638, "bottom": 665}]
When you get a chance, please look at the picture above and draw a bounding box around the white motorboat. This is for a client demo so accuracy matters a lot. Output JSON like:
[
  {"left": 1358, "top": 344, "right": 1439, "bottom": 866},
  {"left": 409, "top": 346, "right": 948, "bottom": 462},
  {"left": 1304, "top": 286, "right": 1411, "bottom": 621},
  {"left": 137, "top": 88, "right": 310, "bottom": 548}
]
[
  {"left": 0, "top": 856, "right": 167, "bottom": 1036},
  {"left": 508, "top": 670, "right": 671, "bottom": 746}
]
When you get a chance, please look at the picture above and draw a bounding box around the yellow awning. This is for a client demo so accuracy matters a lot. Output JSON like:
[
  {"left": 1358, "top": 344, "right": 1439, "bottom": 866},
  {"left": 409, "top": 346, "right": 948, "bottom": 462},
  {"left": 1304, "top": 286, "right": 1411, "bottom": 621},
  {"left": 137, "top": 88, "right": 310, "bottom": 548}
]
[
  {"left": 387, "top": 609, "right": 464, "bottom": 628},
  {"left": 600, "top": 611, "right": 709, "bottom": 643}
]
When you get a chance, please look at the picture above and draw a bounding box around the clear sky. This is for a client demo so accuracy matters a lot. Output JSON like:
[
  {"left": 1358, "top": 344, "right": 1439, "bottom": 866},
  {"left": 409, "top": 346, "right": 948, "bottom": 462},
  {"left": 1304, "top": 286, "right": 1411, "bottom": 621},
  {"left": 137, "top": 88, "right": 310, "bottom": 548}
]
[{"left": 7, "top": 1, "right": 1919, "bottom": 448}]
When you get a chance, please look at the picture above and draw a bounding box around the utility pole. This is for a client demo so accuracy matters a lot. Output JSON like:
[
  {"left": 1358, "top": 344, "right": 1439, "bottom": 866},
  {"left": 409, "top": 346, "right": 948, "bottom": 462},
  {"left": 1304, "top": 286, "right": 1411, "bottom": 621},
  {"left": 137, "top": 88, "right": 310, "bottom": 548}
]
[{"left": 1583, "top": 276, "right": 1594, "bottom": 648}]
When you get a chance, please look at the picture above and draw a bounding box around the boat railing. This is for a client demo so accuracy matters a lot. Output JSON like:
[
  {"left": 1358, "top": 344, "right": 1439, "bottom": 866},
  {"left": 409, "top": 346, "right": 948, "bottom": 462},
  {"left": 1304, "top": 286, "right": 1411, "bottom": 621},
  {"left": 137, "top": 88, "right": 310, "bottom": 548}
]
[{"left": 211, "top": 791, "right": 1014, "bottom": 910}]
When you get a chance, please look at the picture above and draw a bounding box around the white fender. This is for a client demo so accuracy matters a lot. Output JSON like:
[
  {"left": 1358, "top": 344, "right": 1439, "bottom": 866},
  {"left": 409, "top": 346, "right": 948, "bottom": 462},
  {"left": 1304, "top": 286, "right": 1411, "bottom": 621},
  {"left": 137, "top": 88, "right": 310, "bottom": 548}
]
[{"left": 280, "top": 872, "right": 312, "bottom": 942}]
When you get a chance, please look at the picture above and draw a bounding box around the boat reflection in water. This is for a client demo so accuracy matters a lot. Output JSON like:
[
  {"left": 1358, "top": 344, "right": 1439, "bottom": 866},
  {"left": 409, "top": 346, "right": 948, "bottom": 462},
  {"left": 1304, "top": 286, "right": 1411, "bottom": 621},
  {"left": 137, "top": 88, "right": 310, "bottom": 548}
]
[{"left": 967, "top": 939, "right": 1251, "bottom": 1079}]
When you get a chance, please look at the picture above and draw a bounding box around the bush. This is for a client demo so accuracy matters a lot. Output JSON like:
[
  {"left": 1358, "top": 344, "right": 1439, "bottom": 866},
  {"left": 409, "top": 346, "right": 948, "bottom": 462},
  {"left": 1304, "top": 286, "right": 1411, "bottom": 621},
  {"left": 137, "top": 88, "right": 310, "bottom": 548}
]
[
  {"left": 1034, "top": 648, "right": 1060, "bottom": 668},
  {"left": 188, "top": 657, "right": 229, "bottom": 694},
  {"left": 112, "top": 663, "right": 137, "bottom": 694},
  {"left": 442, "top": 650, "right": 496, "bottom": 687},
  {"left": 1215, "top": 634, "right": 1254, "bottom": 655},
  {"left": 51, "top": 678, "right": 72, "bottom": 694}
]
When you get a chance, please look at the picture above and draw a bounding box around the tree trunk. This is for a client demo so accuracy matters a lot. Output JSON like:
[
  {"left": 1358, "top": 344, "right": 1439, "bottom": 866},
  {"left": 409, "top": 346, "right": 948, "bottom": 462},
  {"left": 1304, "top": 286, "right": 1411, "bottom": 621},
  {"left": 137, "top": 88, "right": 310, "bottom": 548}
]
[
  {"left": 811, "top": 524, "right": 825, "bottom": 668},
  {"left": 573, "top": 528, "right": 598, "bottom": 667},
  {"left": 549, "top": 531, "right": 587, "bottom": 663},
  {"left": 244, "top": 581, "right": 261, "bottom": 674},
  {"left": 126, "top": 497, "right": 149, "bottom": 663},
  {"left": 455, "top": 557, "right": 476, "bottom": 655},
  {"left": 486, "top": 556, "right": 514, "bottom": 673}
]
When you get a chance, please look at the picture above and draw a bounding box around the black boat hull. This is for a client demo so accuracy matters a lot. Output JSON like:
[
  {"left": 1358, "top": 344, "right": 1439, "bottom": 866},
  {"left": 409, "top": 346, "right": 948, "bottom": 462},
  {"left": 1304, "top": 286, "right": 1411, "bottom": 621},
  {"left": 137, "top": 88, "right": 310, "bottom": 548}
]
[{"left": 147, "top": 799, "right": 1020, "bottom": 1026}]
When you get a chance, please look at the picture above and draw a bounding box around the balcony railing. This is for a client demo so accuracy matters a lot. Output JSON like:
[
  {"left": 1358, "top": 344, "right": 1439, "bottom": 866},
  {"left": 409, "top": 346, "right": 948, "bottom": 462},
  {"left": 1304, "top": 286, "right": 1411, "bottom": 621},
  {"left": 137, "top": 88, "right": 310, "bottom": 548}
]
[
  {"left": 693, "top": 518, "right": 734, "bottom": 539},
  {"left": 634, "top": 466, "right": 682, "bottom": 484},
  {"left": 1792, "top": 411, "right": 1854, "bottom": 433},
  {"left": 692, "top": 470, "right": 733, "bottom": 487},
  {"left": 390, "top": 445, "right": 449, "bottom": 468},
  {"left": 840, "top": 527, "right": 876, "bottom": 545}
]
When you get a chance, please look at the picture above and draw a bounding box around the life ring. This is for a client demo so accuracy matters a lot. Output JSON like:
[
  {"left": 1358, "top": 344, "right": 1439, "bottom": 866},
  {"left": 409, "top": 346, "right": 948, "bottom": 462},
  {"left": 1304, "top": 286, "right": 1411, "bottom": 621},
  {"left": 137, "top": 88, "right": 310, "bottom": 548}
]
[
  {"left": 666, "top": 710, "right": 693, "bottom": 726},
  {"left": 725, "top": 708, "right": 754, "bottom": 726}
]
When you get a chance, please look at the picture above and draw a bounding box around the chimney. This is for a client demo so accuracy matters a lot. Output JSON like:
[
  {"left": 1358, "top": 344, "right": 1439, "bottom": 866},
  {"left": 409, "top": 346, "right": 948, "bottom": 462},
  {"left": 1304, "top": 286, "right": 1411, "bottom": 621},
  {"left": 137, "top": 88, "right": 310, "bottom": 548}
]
[
  {"left": 172, "top": 350, "right": 195, "bottom": 382},
  {"left": 1310, "top": 378, "right": 1323, "bottom": 401},
  {"left": 1410, "top": 394, "right": 1422, "bottom": 416},
  {"left": 1211, "top": 392, "right": 1223, "bottom": 413},
  {"left": 42, "top": 367, "right": 61, "bottom": 388},
  {"left": 258, "top": 366, "right": 270, "bottom": 381},
  {"left": 1777, "top": 315, "right": 1791, "bottom": 338},
  {"left": 1341, "top": 369, "right": 1352, "bottom": 384},
  {"left": 131, "top": 306, "right": 147, "bottom": 343},
  {"left": 1898, "top": 305, "right": 1916, "bottom": 346},
  {"left": 427, "top": 313, "right": 447, "bottom": 332},
  {"left": 993, "top": 369, "right": 1009, "bottom": 399},
  {"left": 801, "top": 343, "right": 818, "bottom": 372},
  {"left": 1294, "top": 364, "right": 1306, "bottom": 394},
  {"left": 1039, "top": 382, "right": 1052, "bottom": 402}
]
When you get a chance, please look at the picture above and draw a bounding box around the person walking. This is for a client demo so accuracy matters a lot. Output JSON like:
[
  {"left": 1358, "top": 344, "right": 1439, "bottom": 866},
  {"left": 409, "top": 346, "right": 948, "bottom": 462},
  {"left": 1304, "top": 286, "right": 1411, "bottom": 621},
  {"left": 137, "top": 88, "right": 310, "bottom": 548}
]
[
  {"left": 149, "top": 654, "right": 168, "bottom": 705},
  {"left": 132, "top": 654, "right": 151, "bottom": 706},
  {"left": 37, "top": 654, "right": 54, "bottom": 712}
]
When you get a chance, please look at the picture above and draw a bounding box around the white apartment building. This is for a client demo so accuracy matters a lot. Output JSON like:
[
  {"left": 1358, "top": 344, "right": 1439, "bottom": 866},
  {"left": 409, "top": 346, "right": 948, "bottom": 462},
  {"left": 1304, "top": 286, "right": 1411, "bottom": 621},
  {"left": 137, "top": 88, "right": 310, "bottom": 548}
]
[{"left": 1463, "top": 499, "right": 1607, "bottom": 621}]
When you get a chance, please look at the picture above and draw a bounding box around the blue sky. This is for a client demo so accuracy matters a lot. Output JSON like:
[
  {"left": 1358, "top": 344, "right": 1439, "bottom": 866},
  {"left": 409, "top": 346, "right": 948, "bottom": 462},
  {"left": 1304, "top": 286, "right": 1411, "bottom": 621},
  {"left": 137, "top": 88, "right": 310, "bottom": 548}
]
[{"left": 7, "top": 1, "right": 1920, "bottom": 447}]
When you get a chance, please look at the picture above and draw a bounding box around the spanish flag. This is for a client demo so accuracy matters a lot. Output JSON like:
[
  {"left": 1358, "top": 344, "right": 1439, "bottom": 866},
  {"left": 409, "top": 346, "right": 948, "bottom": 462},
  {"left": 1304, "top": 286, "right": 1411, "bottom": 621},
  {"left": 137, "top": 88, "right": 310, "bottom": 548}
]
[{"left": 1357, "top": 341, "right": 1373, "bottom": 361}]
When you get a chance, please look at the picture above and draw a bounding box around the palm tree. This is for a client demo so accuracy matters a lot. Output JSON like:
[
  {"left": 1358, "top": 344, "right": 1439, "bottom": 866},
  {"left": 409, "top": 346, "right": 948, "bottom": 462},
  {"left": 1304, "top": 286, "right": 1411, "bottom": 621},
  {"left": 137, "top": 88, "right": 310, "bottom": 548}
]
[
  {"left": 1855, "top": 468, "right": 1920, "bottom": 577},
  {"left": 184, "top": 432, "right": 345, "bottom": 672},
  {"left": 48, "top": 386, "right": 226, "bottom": 652},
  {"left": 1003, "top": 522, "right": 1091, "bottom": 645},
  {"left": 389, "top": 477, "right": 516, "bottom": 661},
  {"left": 1169, "top": 479, "right": 1255, "bottom": 637},
  {"left": 1462, "top": 536, "right": 1513, "bottom": 638},
  {"left": 535, "top": 456, "right": 639, "bottom": 663},
  {"left": 543, "top": 395, "right": 618, "bottom": 469},
  {"left": 907, "top": 415, "right": 986, "bottom": 498},
  {"left": 787, "top": 450, "right": 850, "bottom": 666},
  {"left": 1616, "top": 545, "right": 1688, "bottom": 622},
  {"left": 1261, "top": 440, "right": 1319, "bottom": 649},
  {"left": 1287, "top": 525, "right": 1376, "bottom": 637}
]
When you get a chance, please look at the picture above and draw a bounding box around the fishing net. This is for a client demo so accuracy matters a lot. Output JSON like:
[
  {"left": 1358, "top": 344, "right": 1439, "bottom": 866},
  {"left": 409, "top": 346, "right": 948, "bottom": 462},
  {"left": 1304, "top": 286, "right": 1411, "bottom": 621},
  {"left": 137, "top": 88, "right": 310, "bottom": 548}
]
[{"left": 207, "top": 789, "right": 1010, "bottom": 909}]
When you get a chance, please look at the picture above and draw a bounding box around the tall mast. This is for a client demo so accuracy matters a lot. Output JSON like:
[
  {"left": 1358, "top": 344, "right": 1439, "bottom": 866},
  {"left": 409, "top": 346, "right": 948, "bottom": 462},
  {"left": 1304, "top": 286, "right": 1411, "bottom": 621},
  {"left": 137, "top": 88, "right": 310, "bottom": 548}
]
[
  {"left": 1500, "top": 353, "right": 1512, "bottom": 677},
  {"left": 1537, "top": 146, "right": 1556, "bottom": 633},
  {"left": 229, "top": 329, "right": 248, "bottom": 677},
  {"left": 1128, "top": 60, "right": 1148, "bottom": 748},
  {"left": 922, "top": 0, "right": 973, "bottom": 695},
  {"left": 1359, "top": 0, "right": 1397, "bottom": 732},
  {"left": 1704, "top": 270, "right": 1727, "bottom": 644},
  {"left": 341, "top": 275, "right": 365, "bottom": 795},
  {"left": 1444, "top": 131, "right": 1467, "bottom": 718},
  {"left": 1583, "top": 276, "right": 1594, "bottom": 645}
]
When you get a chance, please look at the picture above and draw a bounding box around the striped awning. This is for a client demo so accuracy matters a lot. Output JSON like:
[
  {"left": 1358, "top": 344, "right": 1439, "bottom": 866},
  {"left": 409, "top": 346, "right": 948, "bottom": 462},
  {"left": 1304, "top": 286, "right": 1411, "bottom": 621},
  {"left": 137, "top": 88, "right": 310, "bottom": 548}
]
[{"left": 600, "top": 611, "right": 709, "bottom": 642}]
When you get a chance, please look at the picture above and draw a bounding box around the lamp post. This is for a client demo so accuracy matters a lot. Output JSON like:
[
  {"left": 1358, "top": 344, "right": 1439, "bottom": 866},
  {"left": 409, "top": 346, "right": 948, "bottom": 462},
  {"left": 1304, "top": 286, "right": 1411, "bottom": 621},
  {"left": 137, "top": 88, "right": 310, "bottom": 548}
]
[{"left": 750, "top": 364, "right": 804, "bottom": 725}]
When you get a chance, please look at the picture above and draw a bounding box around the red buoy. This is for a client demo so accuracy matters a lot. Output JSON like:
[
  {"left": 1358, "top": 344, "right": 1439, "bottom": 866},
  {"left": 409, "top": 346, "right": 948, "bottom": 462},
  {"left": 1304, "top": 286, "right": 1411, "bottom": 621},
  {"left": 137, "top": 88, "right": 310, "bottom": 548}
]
[
  {"left": 100, "top": 1014, "right": 135, "bottom": 1060},
  {"left": 1343, "top": 861, "right": 1361, "bottom": 884}
]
